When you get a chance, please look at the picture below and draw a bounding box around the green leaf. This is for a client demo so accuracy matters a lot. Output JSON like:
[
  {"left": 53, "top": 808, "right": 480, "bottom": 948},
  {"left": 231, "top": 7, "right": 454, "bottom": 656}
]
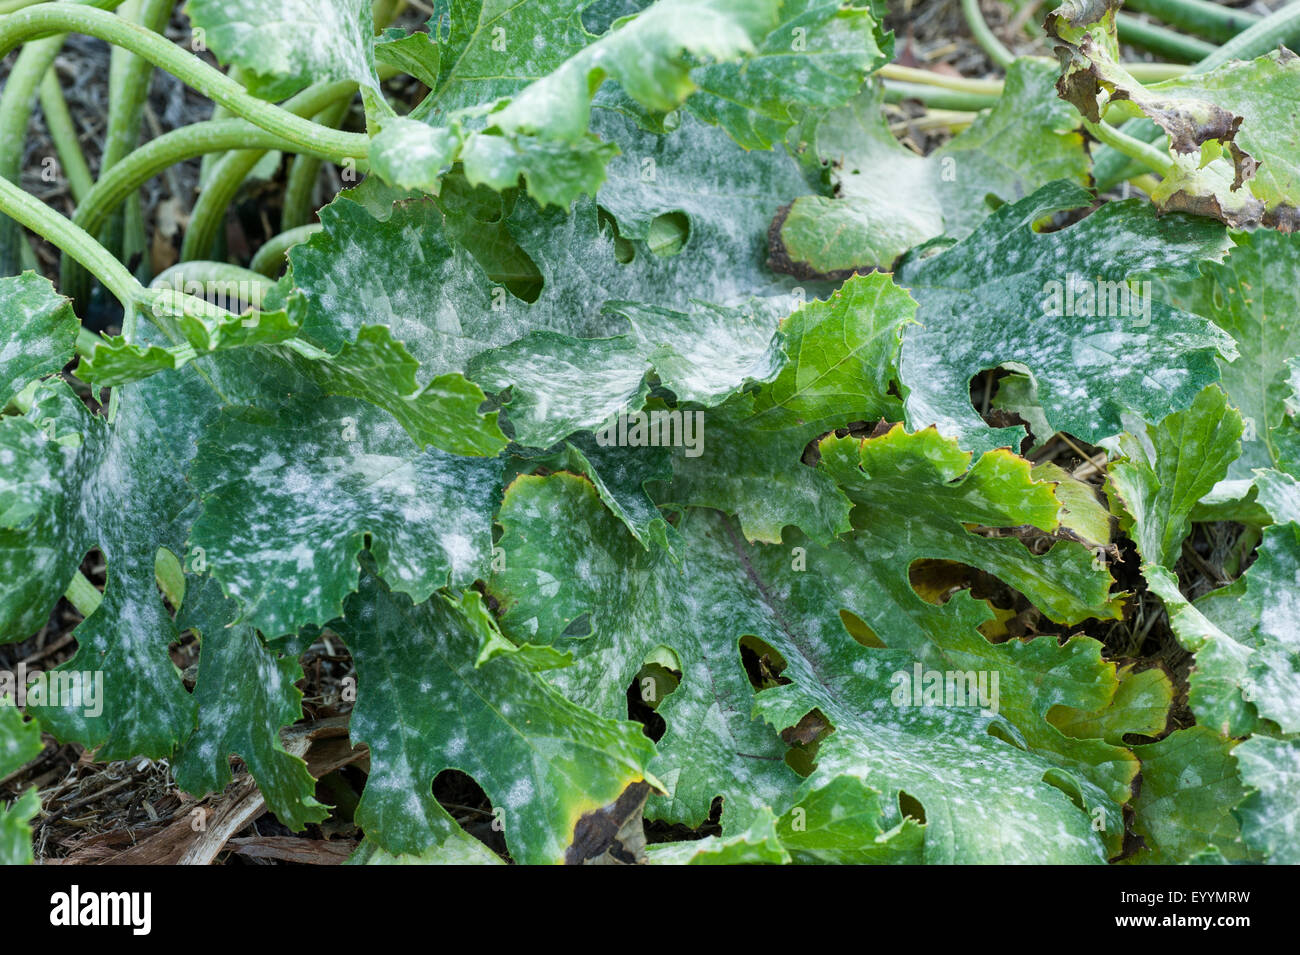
[
  {"left": 0, "top": 377, "right": 200, "bottom": 758},
  {"left": 1161, "top": 230, "right": 1300, "bottom": 478},
  {"left": 895, "top": 181, "right": 1233, "bottom": 455},
  {"left": 0, "top": 706, "right": 42, "bottom": 865},
  {"left": 1046, "top": 0, "right": 1300, "bottom": 229},
  {"left": 172, "top": 574, "right": 328, "bottom": 830},
  {"left": 189, "top": 395, "right": 502, "bottom": 638},
  {"left": 1193, "top": 471, "right": 1300, "bottom": 737},
  {"left": 0, "top": 272, "right": 77, "bottom": 407},
  {"left": 1107, "top": 386, "right": 1243, "bottom": 570},
  {"left": 1234, "top": 735, "right": 1300, "bottom": 864},
  {"left": 662, "top": 271, "right": 911, "bottom": 544},
  {"left": 773, "top": 59, "right": 1088, "bottom": 275},
  {"left": 185, "top": 0, "right": 384, "bottom": 101},
  {"left": 332, "top": 569, "right": 658, "bottom": 863},
  {"left": 490, "top": 422, "right": 1131, "bottom": 861},
  {"left": 1049, "top": 663, "right": 1172, "bottom": 746},
  {"left": 1128, "top": 727, "right": 1250, "bottom": 864},
  {"left": 775, "top": 776, "right": 924, "bottom": 864},
  {"left": 682, "top": 0, "right": 887, "bottom": 151},
  {"left": 293, "top": 113, "right": 810, "bottom": 449}
]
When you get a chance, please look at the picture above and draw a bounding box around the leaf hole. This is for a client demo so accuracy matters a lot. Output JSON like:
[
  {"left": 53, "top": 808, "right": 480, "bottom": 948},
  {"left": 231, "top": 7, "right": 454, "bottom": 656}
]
[
  {"left": 1040, "top": 768, "right": 1087, "bottom": 812},
  {"left": 627, "top": 646, "right": 682, "bottom": 743},
  {"left": 432, "top": 768, "right": 510, "bottom": 860},
  {"left": 898, "top": 790, "right": 926, "bottom": 824},
  {"left": 839, "top": 609, "right": 885, "bottom": 648},
  {"left": 597, "top": 206, "right": 635, "bottom": 264},
  {"left": 647, "top": 211, "right": 689, "bottom": 258},
  {"left": 739, "top": 635, "right": 790, "bottom": 691}
]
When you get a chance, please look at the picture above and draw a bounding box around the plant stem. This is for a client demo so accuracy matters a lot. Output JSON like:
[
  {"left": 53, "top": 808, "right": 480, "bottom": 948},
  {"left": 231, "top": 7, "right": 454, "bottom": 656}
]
[
  {"left": 961, "top": 0, "right": 1015, "bottom": 70},
  {"left": 281, "top": 98, "right": 351, "bottom": 230},
  {"left": 0, "top": 0, "right": 129, "bottom": 274},
  {"left": 0, "top": 5, "right": 371, "bottom": 160},
  {"left": 1124, "top": 0, "right": 1258, "bottom": 44},
  {"left": 877, "top": 63, "right": 1003, "bottom": 96},
  {"left": 179, "top": 80, "right": 359, "bottom": 262},
  {"left": 1115, "top": 11, "right": 1216, "bottom": 61},
  {"left": 97, "top": 0, "right": 172, "bottom": 268},
  {"left": 64, "top": 570, "right": 103, "bottom": 618},
  {"left": 1083, "top": 117, "right": 1174, "bottom": 177},
  {"left": 0, "top": 172, "right": 138, "bottom": 306},
  {"left": 62, "top": 82, "right": 363, "bottom": 297},
  {"left": 248, "top": 223, "right": 322, "bottom": 276},
  {"left": 37, "top": 67, "right": 94, "bottom": 203},
  {"left": 152, "top": 260, "right": 269, "bottom": 309},
  {"left": 1094, "top": 0, "right": 1300, "bottom": 190},
  {"left": 883, "top": 80, "right": 999, "bottom": 111}
]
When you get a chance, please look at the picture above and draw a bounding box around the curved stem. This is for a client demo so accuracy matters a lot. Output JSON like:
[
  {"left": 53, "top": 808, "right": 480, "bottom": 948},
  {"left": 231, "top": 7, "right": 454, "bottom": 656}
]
[
  {"left": 1094, "top": 0, "right": 1300, "bottom": 190},
  {"left": 0, "top": 5, "right": 371, "bottom": 160},
  {"left": 97, "top": 0, "right": 173, "bottom": 268},
  {"left": 1124, "top": 0, "right": 1258, "bottom": 45},
  {"left": 179, "top": 81, "right": 359, "bottom": 261},
  {"left": 62, "top": 81, "right": 363, "bottom": 296},
  {"left": 1084, "top": 117, "right": 1174, "bottom": 177},
  {"left": 0, "top": 172, "right": 139, "bottom": 306},
  {"left": 1115, "top": 11, "right": 1216, "bottom": 62},
  {"left": 249, "top": 223, "right": 321, "bottom": 276},
  {"left": 961, "top": 0, "right": 1015, "bottom": 70},
  {"left": 38, "top": 67, "right": 94, "bottom": 202},
  {"left": 282, "top": 98, "right": 351, "bottom": 230},
  {"left": 0, "top": 0, "right": 130, "bottom": 272}
]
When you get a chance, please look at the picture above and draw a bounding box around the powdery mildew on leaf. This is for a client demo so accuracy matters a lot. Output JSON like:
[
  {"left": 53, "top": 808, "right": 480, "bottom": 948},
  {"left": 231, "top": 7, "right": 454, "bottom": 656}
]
[{"left": 895, "top": 181, "right": 1234, "bottom": 455}]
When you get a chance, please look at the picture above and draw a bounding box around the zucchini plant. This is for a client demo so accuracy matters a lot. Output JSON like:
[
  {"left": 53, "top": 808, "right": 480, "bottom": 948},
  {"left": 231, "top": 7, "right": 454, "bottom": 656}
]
[{"left": 0, "top": 0, "right": 1297, "bottom": 864}]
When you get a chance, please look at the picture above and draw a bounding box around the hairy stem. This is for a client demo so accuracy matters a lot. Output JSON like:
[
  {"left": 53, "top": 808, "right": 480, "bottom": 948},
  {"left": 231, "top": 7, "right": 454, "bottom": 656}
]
[
  {"left": 1115, "top": 11, "right": 1216, "bottom": 62},
  {"left": 0, "top": 6, "right": 371, "bottom": 159},
  {"left": 1124, "top": 0, "right": 1258, "bottom": 44},
  {"left": 37, "top": 67, "right": 94, "bottom": 202},
  {"left": 960, "top": 0, "right": 1015, "bottom": 70},
  {"left": 1094, "top": 0, "right": 1300, "bottom": 190},
  {"left": 248, "top": 223, "right": 321, "bottom": 276}
]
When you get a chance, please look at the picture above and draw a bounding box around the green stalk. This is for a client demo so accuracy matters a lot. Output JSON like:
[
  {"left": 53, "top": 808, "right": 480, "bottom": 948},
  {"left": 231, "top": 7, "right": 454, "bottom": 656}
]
[
  {"left": 1115, "top": 11, "right": 1217, "bottom": 61},
  {"left": 0, "top": 0, "right": 129, "bottom": 274},
  {"left": 1095, "top": 0, "right": 1300, "bottom": 191},
  {"left": 64, "top": 570, "right": 103, "bottom": 618},
  {"left": 0, "top": 172, "right": 139, "bottom": 306},
  {"left": 63, "top": 80, "right": 362, "bottom": 297},
  {"left": 152, "top": 260, "right": 269, "bottom": 308},
  {"left": 960, "top": 0, "right": 1015, "bottom": 70},
  {"left": 180, "top": 80, "right": 359, "bottom": 261},
  {"left": 37, "top": 67, "right": 94, "bottom": 202},
  {"left": 1083, "top": 117, "right": 1174, "bottom": 177},
  {"left": 1124, "top": 0, "right": 1258, "bottom": 44},
  {"left": 58, "top": 120, "right": 355, "bottom": 295},
  {"left": 98, "top": 0, "right": 173, "bottom": 270},
  {"left": 0, "top": 6, "right": 371, "bottom": 159},
  {"left": 883, "top": 80, "right": 999, "bottom": 111},
  {"left": 248, "top": 223, "right": 321, "bottom": 276},
  {"left": 183, "top": 64, "right": 396, "bottom": 261},
  {"left": 281, "top": 98, "right": 351, "bottom": 230}
]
